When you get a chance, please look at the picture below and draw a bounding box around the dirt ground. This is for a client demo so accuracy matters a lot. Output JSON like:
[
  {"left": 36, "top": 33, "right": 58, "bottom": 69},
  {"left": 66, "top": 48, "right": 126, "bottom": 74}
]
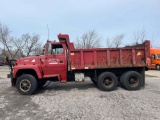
[
  {"left": 145, "top": 70, "right": 160, "bottom": 78},
  {"left": 0, "top": 66, "right": 160, "bottom": 120}
]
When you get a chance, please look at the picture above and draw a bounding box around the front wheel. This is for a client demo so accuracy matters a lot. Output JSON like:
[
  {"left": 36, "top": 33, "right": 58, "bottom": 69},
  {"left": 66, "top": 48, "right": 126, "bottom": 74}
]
[
  {"left": 16, "top": 74, "right": 38, "bottom": 95},
  {"left": 98, "top": 72, "right": 118, "bottom": 91}
]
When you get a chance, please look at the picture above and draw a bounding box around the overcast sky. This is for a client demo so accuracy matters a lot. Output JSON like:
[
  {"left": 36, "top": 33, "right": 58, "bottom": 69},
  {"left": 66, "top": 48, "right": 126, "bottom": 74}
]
[{"left": 0, "top": 0, "right": 160, "bottom": 47}]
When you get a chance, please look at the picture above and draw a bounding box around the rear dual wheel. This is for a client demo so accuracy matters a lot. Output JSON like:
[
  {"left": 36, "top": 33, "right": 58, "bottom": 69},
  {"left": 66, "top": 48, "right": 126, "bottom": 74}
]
[
  {"left": 98, "top": 72, "right": 118, "bottom": 91},
  {"left": 120, "top": 71, "right": 143, "bottom": 90}
]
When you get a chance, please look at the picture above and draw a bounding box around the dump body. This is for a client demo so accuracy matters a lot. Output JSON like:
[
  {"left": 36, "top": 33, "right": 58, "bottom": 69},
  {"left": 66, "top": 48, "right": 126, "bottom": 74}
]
[
  {"left": 150, "top": 48, "right": 160, "bottom": 70},
  {"left": 69, "top": 41, "right": 150, "bottom": 70}
]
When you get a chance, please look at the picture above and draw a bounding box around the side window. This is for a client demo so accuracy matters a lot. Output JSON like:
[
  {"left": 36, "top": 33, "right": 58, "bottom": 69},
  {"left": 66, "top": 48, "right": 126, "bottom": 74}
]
[
  {"left": 157, "top": 54, "right": 160, "bottom": 59},
  {"left": 51, "top": 44, "right": 63, "bottom": 54},
  {"left": 151, "top": 54, "right": 155, "bottom": 59}
]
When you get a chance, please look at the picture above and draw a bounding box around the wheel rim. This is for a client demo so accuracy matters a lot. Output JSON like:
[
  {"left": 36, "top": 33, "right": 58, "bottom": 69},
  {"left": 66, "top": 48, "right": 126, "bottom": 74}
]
[
  {"left": 20, "top": 79, "right": 31, "bottom": 92},
  {"left": 128, "top": 77, "right": 139, "bottom": 87},
  {"left": 103, "top": 77, "right": 114, "bottom": 88}
]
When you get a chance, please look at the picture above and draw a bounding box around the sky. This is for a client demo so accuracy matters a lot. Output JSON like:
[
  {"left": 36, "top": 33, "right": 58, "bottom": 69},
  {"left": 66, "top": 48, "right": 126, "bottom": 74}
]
[{"left": 0, "top": 0, "right": 160, "bottom": 47}]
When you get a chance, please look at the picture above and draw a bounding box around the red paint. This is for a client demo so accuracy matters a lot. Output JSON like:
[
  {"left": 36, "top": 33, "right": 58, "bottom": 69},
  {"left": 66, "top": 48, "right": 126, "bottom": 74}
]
[{"left": 13, "top": 34, "right": 150, "bottom": 82}]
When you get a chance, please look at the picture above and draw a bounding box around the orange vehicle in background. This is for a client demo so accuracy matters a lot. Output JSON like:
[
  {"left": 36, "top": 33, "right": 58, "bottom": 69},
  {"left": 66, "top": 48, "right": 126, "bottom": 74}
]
[{"left": 150, "top": 48, "right": 160, "bottom": 70}]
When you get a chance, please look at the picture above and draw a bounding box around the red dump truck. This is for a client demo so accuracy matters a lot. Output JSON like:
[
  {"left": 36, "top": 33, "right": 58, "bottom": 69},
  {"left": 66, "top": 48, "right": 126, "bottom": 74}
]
[{"left": 6, "top": 34, "right": 150, "bottom": 95}]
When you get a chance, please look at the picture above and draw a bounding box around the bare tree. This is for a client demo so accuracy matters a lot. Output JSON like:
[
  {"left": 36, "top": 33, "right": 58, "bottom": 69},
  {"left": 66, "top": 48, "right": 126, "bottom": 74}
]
[
  {"left": 140, "top": 28, "right": 146, "bottom": 43},
  {"left": 12, "top": 34, "right": 42, "bottom": 58},
  {"left": 0, "top": 22, "right": 42, "bottom": 58},
  {"left": 11, "top": 37, "right": 25, "bottom": 58},
  {"left": 33, "top": 43, "right": 43, "bottom": 55},
  {"left": 113, "top": 34, "right": 124, "bottom": 48},
  {"left": 133, "top": 31, "right": 140, "bottom": 45},
  {"left": 0, "top": 23, "right": 13, "bottom": 57},
  {"left": 0, "top": 47, "right": 3, "bottom": 56},
  {"left": 75, "top": 30, "right": 101, "bottom": 49},
  {"left": 106, "top": 34, "right": 125, "bottom": 48},
  {"left": 133, "top": 28, "right": 146, "bottom": 44},
  {"left": 106, "top": 38, "right": 113, "bottom": 48},
  {"left": 20, "top": 33, "right": 40, "bottom": 56}
]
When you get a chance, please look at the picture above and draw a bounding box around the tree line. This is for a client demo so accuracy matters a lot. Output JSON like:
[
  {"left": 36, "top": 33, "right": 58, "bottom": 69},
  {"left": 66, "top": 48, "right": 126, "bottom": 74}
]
[
  {"left": 75, "top": 29, "right": 147, "bottom": 49},
  {"left": 0, "top": 22, "right": 150, "bottom": 59}
]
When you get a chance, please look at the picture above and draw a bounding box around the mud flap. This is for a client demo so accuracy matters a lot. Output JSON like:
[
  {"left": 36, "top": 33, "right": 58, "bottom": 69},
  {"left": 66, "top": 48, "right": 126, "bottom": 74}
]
[
  {"left": 11, "top": 78, "right": 16, "bottom": 87},
  {"left": 141, "top": 67, "right": 145, "bottom": 88},
  {"left": 8, "top": 74, "right": 16, "bottom": 87}
]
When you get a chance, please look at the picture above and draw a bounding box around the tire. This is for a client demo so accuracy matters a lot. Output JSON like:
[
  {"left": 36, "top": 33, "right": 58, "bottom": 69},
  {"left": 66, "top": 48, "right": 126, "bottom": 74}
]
[
  {"left": 98, "top": 72, "right": 118, "bottom": 91},
  {"left": 120, "top": 72, "right": 127, "bottom": 87},
  {"left": 156, "top": 65, "right": 160, "bottom": 70},
  {"left": 121, "top": 71, "right": 143, "bottom": 90},
  {"left": 16, "top": 74, "right": 38, "bottom": 95},
  {"left": 38, "top": 81, "right": 46, "bottom": 88}
]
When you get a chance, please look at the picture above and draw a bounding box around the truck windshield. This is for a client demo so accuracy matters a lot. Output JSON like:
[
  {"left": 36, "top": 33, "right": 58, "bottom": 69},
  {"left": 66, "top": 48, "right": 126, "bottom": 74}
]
[{"left": 157, "top": 54, "right": 160, "bottom": 59}]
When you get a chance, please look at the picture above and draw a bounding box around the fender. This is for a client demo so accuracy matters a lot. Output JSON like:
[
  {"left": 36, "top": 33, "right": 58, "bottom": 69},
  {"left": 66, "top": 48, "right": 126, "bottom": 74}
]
[{"left": 14, "top": 65, "right": 43, "bottom": 79}]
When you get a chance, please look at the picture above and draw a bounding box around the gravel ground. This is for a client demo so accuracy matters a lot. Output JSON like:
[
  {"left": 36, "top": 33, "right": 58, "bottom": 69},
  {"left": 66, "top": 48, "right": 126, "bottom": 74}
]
[{"left": 0, "top": 66, "right": 160, "bottom": 120}]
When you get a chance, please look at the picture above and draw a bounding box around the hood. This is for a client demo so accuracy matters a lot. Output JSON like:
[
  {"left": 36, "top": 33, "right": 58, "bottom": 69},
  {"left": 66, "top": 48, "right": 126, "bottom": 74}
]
[{"left": 16, "top": 56, "right": 41, "bottom": 65}]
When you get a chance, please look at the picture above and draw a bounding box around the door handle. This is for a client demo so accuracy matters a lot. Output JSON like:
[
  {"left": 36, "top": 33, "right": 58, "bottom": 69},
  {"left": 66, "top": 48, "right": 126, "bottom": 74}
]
[{"left": 60, "top": 60, "right": 63, "bottom": 63}]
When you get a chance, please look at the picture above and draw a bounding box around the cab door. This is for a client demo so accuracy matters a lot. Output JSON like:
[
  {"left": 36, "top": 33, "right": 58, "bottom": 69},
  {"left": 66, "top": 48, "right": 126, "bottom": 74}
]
[{"left": 42, "top": 43, "right": 67, "bottom": 81}]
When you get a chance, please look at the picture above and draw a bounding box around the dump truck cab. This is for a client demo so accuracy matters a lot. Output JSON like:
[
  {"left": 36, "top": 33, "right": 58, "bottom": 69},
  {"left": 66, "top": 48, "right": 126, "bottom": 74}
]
[
  {"left": 39, "top": 40, "right": 68, "bottom": 82},
  {"left": 11, "top": 34, "right": 72, "bottom": 86}
]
